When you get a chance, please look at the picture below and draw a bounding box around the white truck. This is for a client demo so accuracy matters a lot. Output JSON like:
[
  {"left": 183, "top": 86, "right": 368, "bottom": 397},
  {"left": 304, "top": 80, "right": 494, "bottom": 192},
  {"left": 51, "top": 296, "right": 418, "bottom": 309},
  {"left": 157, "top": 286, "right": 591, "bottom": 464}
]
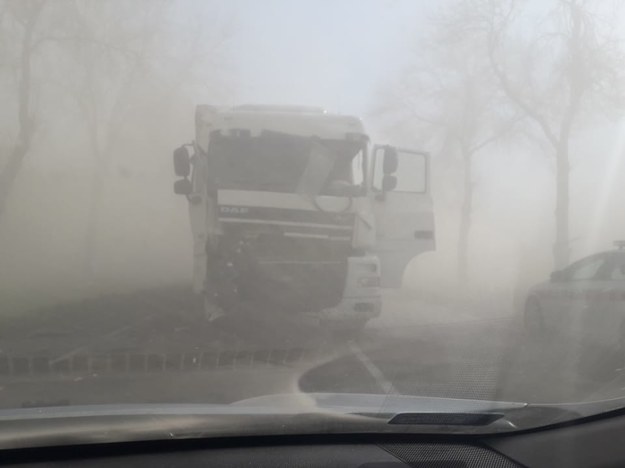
[{"left": 172, "top": 105, "right": 435, "bottom": 331}]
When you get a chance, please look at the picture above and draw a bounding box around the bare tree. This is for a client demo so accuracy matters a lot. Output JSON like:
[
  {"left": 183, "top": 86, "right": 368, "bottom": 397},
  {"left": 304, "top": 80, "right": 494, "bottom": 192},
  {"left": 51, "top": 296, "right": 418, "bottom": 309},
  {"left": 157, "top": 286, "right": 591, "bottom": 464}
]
[
  {"left": 60, "top": 0, "right": 232, "bottom": 276},
  {"left": 0, "top": 0, "right": 46, "bottom": 220},
  {"left": 451, "top": 0, "right": 625, "bottom": 268},
  {"left": 61, "top": 1, "right": 158, "bottom": 276},
  {"left": 374, "top": 28, "right": 519, "bottom": 287}
]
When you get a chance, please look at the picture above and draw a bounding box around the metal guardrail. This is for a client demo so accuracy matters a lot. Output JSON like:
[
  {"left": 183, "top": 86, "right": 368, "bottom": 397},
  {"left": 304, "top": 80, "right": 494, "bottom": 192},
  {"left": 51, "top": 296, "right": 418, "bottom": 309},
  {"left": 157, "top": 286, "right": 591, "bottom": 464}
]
[{"left": 0, "top": 348, "right": 329, "bottom": 378}]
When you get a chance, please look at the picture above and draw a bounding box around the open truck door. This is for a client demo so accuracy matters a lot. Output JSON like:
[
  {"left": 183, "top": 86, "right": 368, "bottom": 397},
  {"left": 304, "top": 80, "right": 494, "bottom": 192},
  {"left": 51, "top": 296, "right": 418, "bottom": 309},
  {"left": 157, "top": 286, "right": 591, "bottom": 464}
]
[{"left": 371, "top": 145, "right": 435, "bottom": 288}]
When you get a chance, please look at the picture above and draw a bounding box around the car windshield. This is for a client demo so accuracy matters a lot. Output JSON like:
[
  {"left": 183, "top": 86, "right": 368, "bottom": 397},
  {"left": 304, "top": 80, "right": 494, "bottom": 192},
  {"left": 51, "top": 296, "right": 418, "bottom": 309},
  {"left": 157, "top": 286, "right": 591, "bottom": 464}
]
[{"left": 1, "top": 0, "right": 625, "bottom": 447}]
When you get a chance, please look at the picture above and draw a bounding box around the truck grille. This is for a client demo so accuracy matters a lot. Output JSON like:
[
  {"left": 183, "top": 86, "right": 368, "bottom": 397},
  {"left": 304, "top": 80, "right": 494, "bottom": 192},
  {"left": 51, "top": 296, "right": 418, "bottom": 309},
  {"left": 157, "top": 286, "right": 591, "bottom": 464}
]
[{"left": 217, "top": 226, "right": 351, "bottom": 312}]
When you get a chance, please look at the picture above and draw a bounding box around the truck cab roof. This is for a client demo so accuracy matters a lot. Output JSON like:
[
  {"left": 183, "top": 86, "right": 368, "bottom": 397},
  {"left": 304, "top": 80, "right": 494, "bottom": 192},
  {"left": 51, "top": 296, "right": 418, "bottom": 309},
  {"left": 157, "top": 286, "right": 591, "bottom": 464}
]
[{"left": 194, "top": 104, "right": 368, "bottom": 152}]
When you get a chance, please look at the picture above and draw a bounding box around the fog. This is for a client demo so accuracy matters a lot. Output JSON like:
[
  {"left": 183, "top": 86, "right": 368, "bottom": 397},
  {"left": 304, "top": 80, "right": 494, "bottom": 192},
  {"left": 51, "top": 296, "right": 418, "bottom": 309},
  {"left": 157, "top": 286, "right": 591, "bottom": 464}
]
[{"left": 1, "top": 0, "right": 624, "bottom": 316}]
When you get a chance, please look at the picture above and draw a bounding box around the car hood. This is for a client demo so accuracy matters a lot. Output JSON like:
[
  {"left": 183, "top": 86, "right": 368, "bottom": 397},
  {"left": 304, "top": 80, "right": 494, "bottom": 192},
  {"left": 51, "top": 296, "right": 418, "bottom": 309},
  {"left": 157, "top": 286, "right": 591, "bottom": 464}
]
[{"left": 0, "top": 393, "right": 624, "bottom": 450}]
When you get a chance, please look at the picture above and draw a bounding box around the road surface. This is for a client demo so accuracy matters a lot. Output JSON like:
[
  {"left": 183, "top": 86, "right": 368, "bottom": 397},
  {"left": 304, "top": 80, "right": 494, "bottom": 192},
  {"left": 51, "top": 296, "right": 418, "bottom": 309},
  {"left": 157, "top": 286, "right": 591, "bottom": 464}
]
[{"left": 0, "top": 285, "right": 624, "bottom": 410}]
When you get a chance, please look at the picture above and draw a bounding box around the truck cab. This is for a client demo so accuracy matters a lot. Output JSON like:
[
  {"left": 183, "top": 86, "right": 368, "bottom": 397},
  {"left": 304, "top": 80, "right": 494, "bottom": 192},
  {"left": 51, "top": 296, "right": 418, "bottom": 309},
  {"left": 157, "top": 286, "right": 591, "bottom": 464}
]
[{"left": 173, "top": 105, "right": 435, "bottom": 329}]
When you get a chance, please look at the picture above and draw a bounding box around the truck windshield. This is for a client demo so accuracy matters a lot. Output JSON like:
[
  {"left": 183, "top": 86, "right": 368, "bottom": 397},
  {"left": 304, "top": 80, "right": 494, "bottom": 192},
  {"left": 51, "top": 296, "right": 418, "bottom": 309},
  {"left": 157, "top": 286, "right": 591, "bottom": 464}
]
[{"left": 208, "top": 133, "right": 364, "bottom": 194}]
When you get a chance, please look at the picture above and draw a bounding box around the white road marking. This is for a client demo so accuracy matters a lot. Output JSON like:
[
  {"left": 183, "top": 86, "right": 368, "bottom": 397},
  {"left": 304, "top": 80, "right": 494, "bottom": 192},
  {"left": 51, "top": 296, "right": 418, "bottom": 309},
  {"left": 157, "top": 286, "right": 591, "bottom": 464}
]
[{"left": 348, "top": 341, "right": 398, "bottom": 395}]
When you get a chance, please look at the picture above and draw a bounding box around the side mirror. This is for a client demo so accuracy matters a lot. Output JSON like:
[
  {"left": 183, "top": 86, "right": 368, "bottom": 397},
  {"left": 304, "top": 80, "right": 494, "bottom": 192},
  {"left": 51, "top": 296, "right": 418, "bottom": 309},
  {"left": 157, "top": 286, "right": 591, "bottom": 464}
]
[
  {"left": 383, "top": 147, "right": 399, "bottom": 174},
  {"left": 173, "top": 146, "right": 191, "bottom": 177},
  {"left": 173, "top": 178, "right": 192, "bottom": 195},
  {"left": 550, "top": 270, "right": 566, "bottom": 283},
  {"left": 382, "top": 175, "right": 397, "bottom": 192}
]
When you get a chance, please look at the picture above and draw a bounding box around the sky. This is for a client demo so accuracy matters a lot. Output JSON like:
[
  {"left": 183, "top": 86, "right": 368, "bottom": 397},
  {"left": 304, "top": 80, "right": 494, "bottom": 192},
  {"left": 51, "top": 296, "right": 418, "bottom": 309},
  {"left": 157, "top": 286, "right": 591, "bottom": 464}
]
[{"left": 227, "top": 0, "right": 433, "bottom": 116}]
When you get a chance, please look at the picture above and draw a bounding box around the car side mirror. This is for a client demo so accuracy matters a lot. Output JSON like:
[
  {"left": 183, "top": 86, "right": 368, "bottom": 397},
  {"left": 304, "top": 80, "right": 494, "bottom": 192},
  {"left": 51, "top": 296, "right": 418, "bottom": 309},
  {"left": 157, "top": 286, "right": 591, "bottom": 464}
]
[
  {"left": 550, "top": 270, "right": 566, "bottom": 283},
  {"left": 173, "top": 178, "right": 192, "bottom": 195},
  {"left": 382, "top": 175, "right": 397, "bottom": 192},
  {"left": 383, "top": 147, "right": 399, "bottom": 174},
  {"left": 173, "top": 146, "right": 191, "bottom": 177}
]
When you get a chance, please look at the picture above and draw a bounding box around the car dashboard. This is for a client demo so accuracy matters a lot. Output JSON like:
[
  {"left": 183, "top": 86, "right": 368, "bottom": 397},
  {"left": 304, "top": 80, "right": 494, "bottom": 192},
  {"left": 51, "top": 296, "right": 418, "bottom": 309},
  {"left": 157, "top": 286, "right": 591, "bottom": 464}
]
[{"left": 5, "top": 410, "right": 625, "bottom": 468}]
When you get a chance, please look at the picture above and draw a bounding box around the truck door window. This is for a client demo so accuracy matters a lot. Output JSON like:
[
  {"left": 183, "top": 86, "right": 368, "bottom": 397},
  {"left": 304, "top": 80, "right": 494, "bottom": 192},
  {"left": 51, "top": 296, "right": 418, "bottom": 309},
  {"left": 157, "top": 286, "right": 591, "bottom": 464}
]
[{"left": 373, "top": 150, "right": 427, "bottom": 193}]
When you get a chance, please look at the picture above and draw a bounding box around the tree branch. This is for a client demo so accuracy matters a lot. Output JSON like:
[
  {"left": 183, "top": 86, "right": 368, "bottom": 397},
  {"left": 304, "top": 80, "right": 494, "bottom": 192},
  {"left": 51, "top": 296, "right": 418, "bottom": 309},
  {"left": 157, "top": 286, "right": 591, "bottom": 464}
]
[
  {"left": 485, "top": 9, "right": 560, "bottom": 150},
  {"left": 468, "top": 113, "right": 524, "bottom": 153}
]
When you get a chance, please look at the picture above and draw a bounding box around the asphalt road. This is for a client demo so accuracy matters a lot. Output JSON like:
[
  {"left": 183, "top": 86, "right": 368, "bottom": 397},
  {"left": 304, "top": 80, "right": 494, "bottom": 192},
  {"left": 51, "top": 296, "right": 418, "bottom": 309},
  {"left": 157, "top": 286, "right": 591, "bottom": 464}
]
[{"left": 1, "top": 285, "right": 625, "bottom": 410}]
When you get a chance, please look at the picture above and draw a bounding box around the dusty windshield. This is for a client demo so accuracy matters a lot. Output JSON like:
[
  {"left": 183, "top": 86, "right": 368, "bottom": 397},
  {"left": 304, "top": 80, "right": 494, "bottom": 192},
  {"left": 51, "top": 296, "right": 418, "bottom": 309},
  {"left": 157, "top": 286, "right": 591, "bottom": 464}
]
[
  {"left": 209, "top": 133, "right": 363, "bottom": 194},
  {"left": 1, "top": 0, "right": 625, "bottom": 444}
]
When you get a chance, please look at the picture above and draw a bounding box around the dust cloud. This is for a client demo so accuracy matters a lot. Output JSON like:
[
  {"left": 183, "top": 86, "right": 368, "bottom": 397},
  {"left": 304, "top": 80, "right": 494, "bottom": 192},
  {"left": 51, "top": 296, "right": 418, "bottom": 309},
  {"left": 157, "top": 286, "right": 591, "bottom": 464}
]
[{"left": 1, "top": 0, "right": 624, "bottom": 319}]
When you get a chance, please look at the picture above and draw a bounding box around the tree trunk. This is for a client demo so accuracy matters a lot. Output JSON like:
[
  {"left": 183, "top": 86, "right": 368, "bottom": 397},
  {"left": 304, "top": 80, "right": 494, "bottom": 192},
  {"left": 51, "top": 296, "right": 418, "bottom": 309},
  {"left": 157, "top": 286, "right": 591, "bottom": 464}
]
[
  {"left": 83, "top": 123, "right": 114, "bottom": 278},
  {"left": 0, "top": 8, "right": 39, "bottom": 222},
  {"left": 554, "top": 143, "right": 570, "bottom": 269},
  {"left": 457, "top": 149, "right": 473, "bottom": 288},
  {"left": 0, "top": 146, "right": 29, "bottom": 220},
  {"left": 84, "top": 158, "right": 105, "bottom": 277}
]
